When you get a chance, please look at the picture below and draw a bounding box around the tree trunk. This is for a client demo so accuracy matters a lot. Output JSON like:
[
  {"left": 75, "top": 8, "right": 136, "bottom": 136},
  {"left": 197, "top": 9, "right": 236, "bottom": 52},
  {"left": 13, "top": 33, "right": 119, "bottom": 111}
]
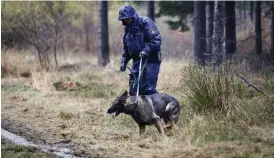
[
  {"left": 243, "top": 1, "right": 246, "bottom": 20},
  {"left": 239, "top": 7, "right": 243, "bottom": 21},
  {"left": 35, "top": 44, "right": 50, "bottom": 70},
  {"left": 194, "top": 1, "right": 206, "bottom": 65},
  {"left": 250, "top": 1, "right": 253, "bottom": 22},
  {"left": 225, "top": 1, "right": 236, "bottom": 58},
  {"left": 54, "top": 26, "right": 59, "bottom": 68},
  {"left": 271, "top": 2, "right": 274, "bottom": 57},
  {"left": 54, "top": 36, "right": 58, "bottom": 68},
  {"left": 212, "top": 1, "right": 224, "bottom": 66},
  {"left": 255, "top": 1, "right": 262, "bottom": 56},
  {"left": 147, "top": 1, "right": 155, "bottom": 21},
  {"left": 84, "top": 16, "right": 91, "bottom": 53},
  {"left": 98, "top": 1, "right": 110, "bottom": 66},
  {"left": 206, "top": 1, "right": 214, "bottom": 57}
]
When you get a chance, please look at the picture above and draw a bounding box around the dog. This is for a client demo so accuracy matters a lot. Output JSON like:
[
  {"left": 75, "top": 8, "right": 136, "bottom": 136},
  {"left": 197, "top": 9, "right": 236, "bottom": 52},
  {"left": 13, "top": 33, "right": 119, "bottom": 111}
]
[{"left": 107, "top": 90, "right": 180, "bottom": 136}]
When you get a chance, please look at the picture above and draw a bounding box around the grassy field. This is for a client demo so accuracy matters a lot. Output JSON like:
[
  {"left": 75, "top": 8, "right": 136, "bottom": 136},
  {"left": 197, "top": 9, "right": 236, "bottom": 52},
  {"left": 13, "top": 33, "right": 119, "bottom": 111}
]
[
  {"left": 1, "top": 50, "right": 274, "bottom": 157},
  {"left": 1, "top": 141, "right": 58, "bottom": 158}
]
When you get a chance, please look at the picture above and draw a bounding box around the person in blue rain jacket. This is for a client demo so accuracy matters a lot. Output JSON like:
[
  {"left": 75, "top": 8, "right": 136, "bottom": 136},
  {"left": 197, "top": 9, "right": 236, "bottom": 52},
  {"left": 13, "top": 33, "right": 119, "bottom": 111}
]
[{"left": 118, "top": 5, "right": 162, "bottom": 96}]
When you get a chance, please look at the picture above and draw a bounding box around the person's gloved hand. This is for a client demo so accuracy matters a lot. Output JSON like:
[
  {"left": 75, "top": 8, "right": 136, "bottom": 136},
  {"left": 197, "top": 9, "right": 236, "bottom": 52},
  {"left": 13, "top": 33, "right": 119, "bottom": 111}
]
[
  {"left": 139, "top": 51, "right": 148, "bottom": 58},
  {"left": 120, "top": 62, "right": 126, "bottom": 72}
]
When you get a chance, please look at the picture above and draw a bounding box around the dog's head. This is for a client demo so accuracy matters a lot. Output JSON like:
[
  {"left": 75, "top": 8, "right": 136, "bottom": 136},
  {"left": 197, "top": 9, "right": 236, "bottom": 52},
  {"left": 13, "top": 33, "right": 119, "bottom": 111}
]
[{"left": 107, "top": 90, "right": 128, "bottom": 118}]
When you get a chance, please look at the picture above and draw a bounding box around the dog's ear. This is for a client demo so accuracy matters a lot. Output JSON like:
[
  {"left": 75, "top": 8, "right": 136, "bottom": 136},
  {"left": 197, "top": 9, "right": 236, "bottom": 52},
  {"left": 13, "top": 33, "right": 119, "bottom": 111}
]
[
  {"left": 122, "top": 90, "right": 128, "bottom": 98},
  {"left": 119, "top": 90, "right": 128, "bottom": 102}
]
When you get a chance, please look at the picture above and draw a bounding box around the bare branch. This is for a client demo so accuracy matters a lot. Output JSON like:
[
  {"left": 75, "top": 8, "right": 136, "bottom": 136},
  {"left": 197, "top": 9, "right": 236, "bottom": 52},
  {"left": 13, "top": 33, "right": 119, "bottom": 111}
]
[{"left": 236, "top": 73, "right": 270, "bottom": 97}]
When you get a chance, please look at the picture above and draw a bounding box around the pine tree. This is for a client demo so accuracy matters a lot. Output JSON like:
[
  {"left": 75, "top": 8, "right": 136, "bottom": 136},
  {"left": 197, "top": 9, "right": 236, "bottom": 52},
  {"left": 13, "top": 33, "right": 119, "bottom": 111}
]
[
  {"left": 212, "top": 1, "right": 224, "bottom": 66},
  {"left": 255, "top": 1, "right": 262, "bottom": 56},
  {"left": 147, "top": 1, "right": 155, "bottom": 21},
  {"left": 98, "top": 1, "right": 110, "bottom": 66},
  {"left": 194, "top": 1, "right": 206, "bottom": 65},
  {"left": 206, "top": 1, "right": 214, "bottom": 56},
  {"left": 225, "top": 1, "right": 236, "bottom": 58}
]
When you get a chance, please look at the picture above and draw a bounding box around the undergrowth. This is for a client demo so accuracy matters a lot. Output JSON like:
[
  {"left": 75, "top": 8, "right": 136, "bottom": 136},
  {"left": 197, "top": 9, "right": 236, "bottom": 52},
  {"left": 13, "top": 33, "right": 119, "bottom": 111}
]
[{"left": 179, "top": 61, "right": 274, "bottom": 144}]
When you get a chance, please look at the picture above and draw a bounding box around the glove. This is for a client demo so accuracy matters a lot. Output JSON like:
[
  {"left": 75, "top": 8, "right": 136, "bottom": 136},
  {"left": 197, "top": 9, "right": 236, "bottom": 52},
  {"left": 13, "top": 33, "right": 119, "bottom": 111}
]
[
  {"left": 120, "top": 62, "right": 126, "bottom": 72},
  {"left": 139, "top": 51, "right": 148, "bottom": 58}
]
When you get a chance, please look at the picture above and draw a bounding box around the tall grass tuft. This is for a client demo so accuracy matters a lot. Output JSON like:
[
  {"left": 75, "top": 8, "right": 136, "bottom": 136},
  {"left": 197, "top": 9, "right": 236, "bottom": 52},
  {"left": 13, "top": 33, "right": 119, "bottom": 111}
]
[
  {"left": 179, "top": 62, "right": 274, "bottom": 144},
  {"left": 181, "top": 63, "right": 248, "bottom": 115}
]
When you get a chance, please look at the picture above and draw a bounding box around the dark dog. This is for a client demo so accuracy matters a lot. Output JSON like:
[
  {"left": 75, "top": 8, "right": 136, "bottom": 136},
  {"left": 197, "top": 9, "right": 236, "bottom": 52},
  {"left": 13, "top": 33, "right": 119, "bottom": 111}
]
[{"left": 107, "top": 90, "right": 180, "bottom": 136}]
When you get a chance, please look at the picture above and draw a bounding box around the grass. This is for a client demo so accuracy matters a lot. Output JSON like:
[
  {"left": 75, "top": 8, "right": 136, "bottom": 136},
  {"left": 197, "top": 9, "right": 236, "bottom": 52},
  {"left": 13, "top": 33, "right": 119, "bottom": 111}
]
[
  {"left": 178, "top": 60, "right": 274, "bottom": 145},
  {"left": 1, "top": 5, "right": 274, "bottom": 157},
  {"left": 1, "top": 50, "right": 274, "bottom": 157},
  {"left": 1, "top": 84, "right": 33, "bottom": 92},
  {"left": 70, "top": 82, "right": 117, "bottom": 98},
  {"left": 1, "top": 141, "right": 58, "bottom": 158}
]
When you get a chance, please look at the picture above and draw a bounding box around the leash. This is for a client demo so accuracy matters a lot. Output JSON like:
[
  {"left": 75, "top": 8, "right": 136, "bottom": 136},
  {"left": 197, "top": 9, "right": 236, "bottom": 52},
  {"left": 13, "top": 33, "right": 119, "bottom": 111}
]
[
  {"left": 124, "top": 58, "right": 147, "bottom": 96},
  {"left": 136, "top": 56, "right": 143, "bottom": 97}
]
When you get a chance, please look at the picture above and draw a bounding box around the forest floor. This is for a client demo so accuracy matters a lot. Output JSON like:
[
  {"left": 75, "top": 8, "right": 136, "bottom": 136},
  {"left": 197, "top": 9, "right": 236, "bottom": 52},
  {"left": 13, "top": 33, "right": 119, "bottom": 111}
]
[{"left": 2, "top": 51, "right": 274, "bottom": 158}]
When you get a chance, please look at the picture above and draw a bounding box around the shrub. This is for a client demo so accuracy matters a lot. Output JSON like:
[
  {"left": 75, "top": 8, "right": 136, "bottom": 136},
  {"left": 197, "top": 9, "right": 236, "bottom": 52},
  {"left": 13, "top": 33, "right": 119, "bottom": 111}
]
[{"left": 181, "top": 63, "right": 248, "bottom": 115}]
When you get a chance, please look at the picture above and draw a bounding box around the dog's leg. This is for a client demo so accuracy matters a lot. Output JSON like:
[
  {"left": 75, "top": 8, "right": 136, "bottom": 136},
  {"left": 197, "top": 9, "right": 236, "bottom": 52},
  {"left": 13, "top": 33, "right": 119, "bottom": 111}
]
[
  {"left": 139, "top": 124, "right": 146, "bottom": 136},
  {"left": 154, "top": 120, "right": 165, "bottom": 135},
  {"left": 152, "top": 112, "right": 160, "bottom": 120},
  {"left": 162, "top": 119, "right": 173, "bottom": 136},
  {"left": 163, "top": 120, "right": 173, "bottom": 129}
]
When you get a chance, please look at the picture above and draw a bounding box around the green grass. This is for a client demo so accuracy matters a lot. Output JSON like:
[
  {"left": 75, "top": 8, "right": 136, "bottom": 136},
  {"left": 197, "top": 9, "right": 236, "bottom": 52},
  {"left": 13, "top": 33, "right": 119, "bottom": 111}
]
[
  {"left": 1, "top": 84, "right": 34, "bottom": 93},
  {"left": 1, "top": 141, "right": 58, "bottom": 158},
  {"left": 70, "top": 82, "right": 117, "bottom": 98}
]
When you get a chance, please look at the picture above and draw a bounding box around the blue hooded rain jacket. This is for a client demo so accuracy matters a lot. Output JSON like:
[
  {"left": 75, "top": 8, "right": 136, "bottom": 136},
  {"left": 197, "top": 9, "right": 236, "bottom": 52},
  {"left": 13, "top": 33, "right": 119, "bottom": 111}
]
[{"left": 119, "top": 5, "right": 162, "bottom": 96}]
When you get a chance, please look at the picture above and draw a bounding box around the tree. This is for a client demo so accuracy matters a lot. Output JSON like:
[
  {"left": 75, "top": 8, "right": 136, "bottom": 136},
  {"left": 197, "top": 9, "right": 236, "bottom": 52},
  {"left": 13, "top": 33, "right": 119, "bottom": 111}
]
[
  {"left": 1, "top": 1, "right": 85, "bottom": 70},
  {"left": 98, "top": 1, "right": 110, "bottom": 66},
  {"left": 243, "top": 1, "right": 246, "bottom": 20},
  {"left": 147, "top": 1, "right": 155, "bottom": 21},
  {"left": 194, "top": 1, "right": 206, "bottom": 65},
  {"left": 212, "top": 1, "right": 224, "bottom": 66},
  {"left": 250, "top": 1, "right": 254, "bottom": 22},
  {"left": 255, "top": 1, "right": 262, "bottom": 56},
  {"left": 84, "top": 14, "right": 92, "bottom": 53},
  {"left": 157, "top": 1, "right": 193, "bottom": 32},
  {"left": 44, "top": 1, "right": 68, "bottom": 68},
  {"left": 206, "top": 1, "right": 214, "bottom": 56},
  {"left": 225, "top": 1, "right": 236, "bottom": 58},
  {"left": 82, "top": 1, "right": 97, "bottom": 53},
  {"left": 271, "top": 2, "right": 274, "bottom": 57},
  {"left": 2, "top": 2, "right": 52, "bottom": 70}
]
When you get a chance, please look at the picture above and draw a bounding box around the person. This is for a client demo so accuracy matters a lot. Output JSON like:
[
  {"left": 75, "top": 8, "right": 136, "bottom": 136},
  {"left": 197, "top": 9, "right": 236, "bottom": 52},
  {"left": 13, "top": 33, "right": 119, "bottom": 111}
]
[{"left": 118, "top": 5, "right": 162, "bottom": 96}]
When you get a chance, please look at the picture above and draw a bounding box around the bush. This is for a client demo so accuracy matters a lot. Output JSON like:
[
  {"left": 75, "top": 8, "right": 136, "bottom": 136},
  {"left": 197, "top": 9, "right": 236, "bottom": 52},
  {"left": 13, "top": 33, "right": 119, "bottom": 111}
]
[{"left": 181, "top": 63, "right": 248, "bottom": 115}]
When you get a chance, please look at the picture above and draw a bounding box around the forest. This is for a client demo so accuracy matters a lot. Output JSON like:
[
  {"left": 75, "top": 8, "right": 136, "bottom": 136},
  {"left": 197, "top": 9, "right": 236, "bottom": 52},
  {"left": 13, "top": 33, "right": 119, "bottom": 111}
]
[{"left": 1, "top": 1, "right": 274, "bottom": 158}]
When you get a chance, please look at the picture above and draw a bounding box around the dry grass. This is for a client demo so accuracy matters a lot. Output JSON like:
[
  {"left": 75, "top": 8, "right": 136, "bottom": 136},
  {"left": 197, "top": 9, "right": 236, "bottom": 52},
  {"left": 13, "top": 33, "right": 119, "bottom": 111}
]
[
  {"left": 2, "top": 14, "right": 274, "bottom": 158},
  {"left": 1, "top": 49, "right": 40, "bottom": 78},
  {"left": 2, "top": 49, "right": 274, "bottom": 157}
]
